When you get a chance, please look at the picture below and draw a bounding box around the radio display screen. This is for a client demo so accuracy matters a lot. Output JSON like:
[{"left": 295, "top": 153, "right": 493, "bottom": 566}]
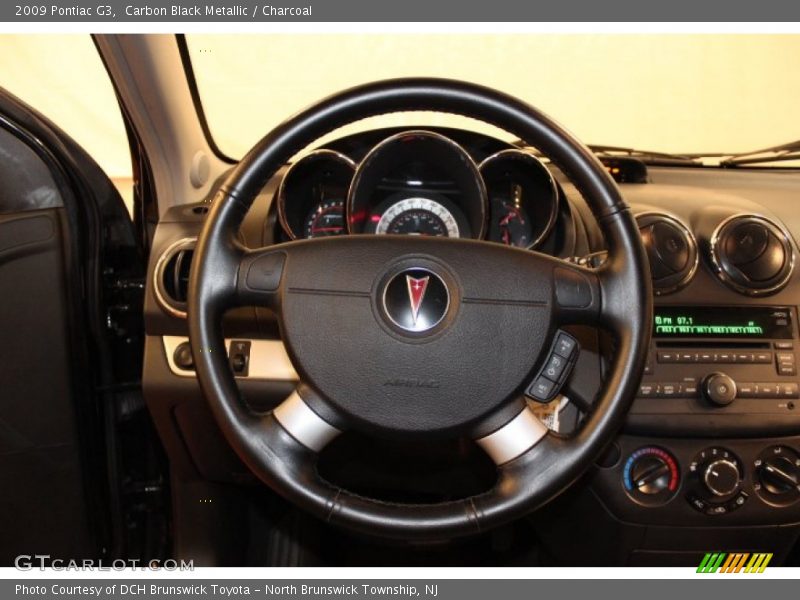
[{"left": 653, "top": 306, "right": 794, "bottom": 339}]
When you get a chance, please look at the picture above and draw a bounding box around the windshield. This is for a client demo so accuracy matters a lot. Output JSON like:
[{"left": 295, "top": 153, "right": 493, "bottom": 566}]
[{"left": 186, "top": 34, "right": 800, "bottom": 162}]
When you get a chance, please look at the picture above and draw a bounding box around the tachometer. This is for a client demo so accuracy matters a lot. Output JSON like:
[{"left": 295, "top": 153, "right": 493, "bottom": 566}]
[
  {"left": 375, "top": 197, "right": 460, "bottom": 237},
  {"left": 479, "top": 149, "right": 559, "bottom": 249},
  {"left": 304, "top": 199, "right": 345, "bottom": 238},
  {"left": 493, "top": 196, "right": 534, "bottom": 247}
]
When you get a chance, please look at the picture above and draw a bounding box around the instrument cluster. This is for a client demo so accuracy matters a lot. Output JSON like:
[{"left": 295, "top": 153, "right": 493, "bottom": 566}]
[{"left": 276, "top": 129, "right": 560, "bottom": 249}]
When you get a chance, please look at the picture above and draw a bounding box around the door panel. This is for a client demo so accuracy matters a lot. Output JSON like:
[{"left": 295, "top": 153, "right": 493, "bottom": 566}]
[{"left": 0, "top": 88, "right": 157, "bottom": 564}]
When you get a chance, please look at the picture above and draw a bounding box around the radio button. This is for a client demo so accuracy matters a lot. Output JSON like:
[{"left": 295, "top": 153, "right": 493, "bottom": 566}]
[
  {"left": 698, "top": 351, "right": 715, "bottom": 363},
  {"left": 726, "top": 491, "right": 749, "bottom": 513},
  {"left": 659, "top": 383, "right": 681, "bottom": 397},
  {"left": 738, "top": 383, "right": 757, "bottom": 398},
  {"left": 776, "top": 352, "right": 796, "bottom": 375},
  {"left": 683, "top": 381, "right": 699, "bottom": 396},
  {"left": 777, "top": 383, "right": 800, "bottom": 398},
  {"left": 755, "top": 352, "right": 773, "bottom": 363},
  {"left": 736, "top": 352, "right": 755, "bottom": 363},
  {"left": 778, "top": 364, "right": 797, "bottom": 376},
  {"left": 657, "top": 351, "right": 678, "bottom": 363},
  {"left": 639, "top": 383, "right": 657, "bottom": 398},
  {"left": 757, "top": 383, "right": 778, "bottom": 398},
  {"left": 716, "top": 352, "right": 734, "bottom": 363},
  {"left": 775, "top": 342, "right": 794, "bottom": 350},
  {"left": 678, "top": 352, "right": 697, "bottom": 363}
]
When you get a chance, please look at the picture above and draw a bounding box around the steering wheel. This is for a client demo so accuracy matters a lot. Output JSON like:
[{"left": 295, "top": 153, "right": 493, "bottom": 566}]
[{"left": 188, "top": 78, "right": 651, "bottom": 540}]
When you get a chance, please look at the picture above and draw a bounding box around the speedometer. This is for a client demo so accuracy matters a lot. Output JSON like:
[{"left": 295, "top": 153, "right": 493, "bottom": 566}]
[{"left": 375, "top": 197, "right": 460, "bottom": 237}]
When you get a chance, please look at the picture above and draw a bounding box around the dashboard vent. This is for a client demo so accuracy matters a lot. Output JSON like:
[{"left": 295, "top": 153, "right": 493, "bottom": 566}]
[
  {"left": 154, "top": 239, "right": 196, "bottom": 318},
  {"left": 711, "top": 215, "right": 794, "bottom": 296},
  {"left": 636, "top": 213, "right": 698, "bottom": 295}
]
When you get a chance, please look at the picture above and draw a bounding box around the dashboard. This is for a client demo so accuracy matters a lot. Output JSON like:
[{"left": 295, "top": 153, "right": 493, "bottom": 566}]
[{"left": 142, "top": 126, "right": 800, "bottom": 566}]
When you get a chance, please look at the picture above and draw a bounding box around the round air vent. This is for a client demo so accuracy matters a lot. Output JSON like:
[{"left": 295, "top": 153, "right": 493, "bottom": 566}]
[
  {"left": 711, "top": 215, "right": 794, "bottom": 295},
  {"left": 636, "top": 213, "right": 698, "bottom": 295},
  {"left": 154, "top": 238, "right": 196, "bottom": 318}
]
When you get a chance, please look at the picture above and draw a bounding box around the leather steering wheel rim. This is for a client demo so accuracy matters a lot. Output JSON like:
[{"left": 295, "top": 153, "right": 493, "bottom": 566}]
[{"left": 188, "top": 78, "right": 652, "bottom": 540}]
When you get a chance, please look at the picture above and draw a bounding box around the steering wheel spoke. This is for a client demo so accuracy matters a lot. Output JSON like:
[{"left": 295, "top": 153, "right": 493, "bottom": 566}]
[
  {"left": 475, "top": 406, "right": 549, "bottom": 465},
  {"left": 272, "top": 385, "right": 343, "bottom": 453}
]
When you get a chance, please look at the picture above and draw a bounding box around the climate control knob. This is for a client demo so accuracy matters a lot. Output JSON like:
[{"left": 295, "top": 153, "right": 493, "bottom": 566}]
[
  {"left": 687, "top": 447, "right": 746, "bottom": 514},
  {"left": 754, "top": 446, "right": 800, "bottom": 506},
  {"left": 759, "top": 457, "right": 800, "bottom": 495},
  {"left": 702, "top": 372, "right": 737, "bottom": 406},
  {"left": 703, "top": 459, "right": 742, "bottom": 497},
  {"left": 623, "top": 447, "right": 680, "bottom": 505},
  {"left": 630, "top": 455, "right": 672, "bottom": 495}
]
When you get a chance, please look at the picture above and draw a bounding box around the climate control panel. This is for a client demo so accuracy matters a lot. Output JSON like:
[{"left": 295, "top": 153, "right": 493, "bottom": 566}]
[
  {"left": 685, "top": 447, "right": 748, "bottom": 516},
  {"left": 594, "top": 435, "right": 800, "bottom": 527}
]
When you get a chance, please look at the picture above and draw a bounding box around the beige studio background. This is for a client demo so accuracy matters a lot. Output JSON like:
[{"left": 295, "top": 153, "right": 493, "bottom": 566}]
[{"left": 2, "top": 34, "right": 800, "bottom": 211}]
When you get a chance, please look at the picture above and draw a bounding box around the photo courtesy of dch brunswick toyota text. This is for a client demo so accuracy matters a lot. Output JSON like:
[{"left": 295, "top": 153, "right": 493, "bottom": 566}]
[{"left": 1, "top": 22, "right": 800, "bottom": 579}]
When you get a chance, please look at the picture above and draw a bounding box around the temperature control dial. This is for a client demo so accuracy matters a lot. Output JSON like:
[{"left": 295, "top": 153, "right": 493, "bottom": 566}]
[
  {"left": 754, "top": 446, "right": 800, "bottom": 506},
  {"left": 623, "top": 447, "right": 680, "bottom": 505}
]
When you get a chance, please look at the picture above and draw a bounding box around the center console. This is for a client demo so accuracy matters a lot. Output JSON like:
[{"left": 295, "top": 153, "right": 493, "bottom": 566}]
[{"left": 588, "top": 304, "right": 800, "bottom": 525}]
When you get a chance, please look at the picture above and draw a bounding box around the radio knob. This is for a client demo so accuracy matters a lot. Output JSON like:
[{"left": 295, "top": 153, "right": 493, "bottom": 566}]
[
  {"left": 702, "top": 372, "right": 737, "bottom": 406},
  {"left": 703, "top": 459, "right": 742, "bottom": 497}
]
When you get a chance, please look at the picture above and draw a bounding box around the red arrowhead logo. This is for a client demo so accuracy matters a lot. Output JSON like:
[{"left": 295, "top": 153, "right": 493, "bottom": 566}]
[{"left": 406, "top": 275, "right": 430, "bottom": 325}]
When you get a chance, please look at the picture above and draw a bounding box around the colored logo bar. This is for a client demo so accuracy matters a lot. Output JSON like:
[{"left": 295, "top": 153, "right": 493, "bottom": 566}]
[{"left": 697, "top": 552, "right": 773, "bottom": 573}]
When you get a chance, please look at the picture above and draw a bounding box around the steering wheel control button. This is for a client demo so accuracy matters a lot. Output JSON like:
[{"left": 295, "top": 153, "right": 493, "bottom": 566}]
[
  {"left": 702, "top": 372, "right": 737, "bottom": 406},
  {"left": 554, "top": 332, "right": 577, "bottom": 358},
  {"left": 543, "top": 354, "right": 568, "bottom": 381},
  {"left": 245, "top": 252, "right": 286, "bottom": 291},
  {"left": 228, "top": 340, "right": 251, "bottom": 376},
  {"left": 382, "top": 268, "right": 449, "bottom": 334},
  {"left": 526, "top": 331, "right": 579, "bottom": 403},
  {"left": 529, "top": 377, "right": 556, "bottom": 401}
]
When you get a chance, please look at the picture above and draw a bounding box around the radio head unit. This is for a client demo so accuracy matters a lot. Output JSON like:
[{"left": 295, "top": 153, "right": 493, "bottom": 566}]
[{"left": 630, "top": 305, "right": 799, "bottom": 436}]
